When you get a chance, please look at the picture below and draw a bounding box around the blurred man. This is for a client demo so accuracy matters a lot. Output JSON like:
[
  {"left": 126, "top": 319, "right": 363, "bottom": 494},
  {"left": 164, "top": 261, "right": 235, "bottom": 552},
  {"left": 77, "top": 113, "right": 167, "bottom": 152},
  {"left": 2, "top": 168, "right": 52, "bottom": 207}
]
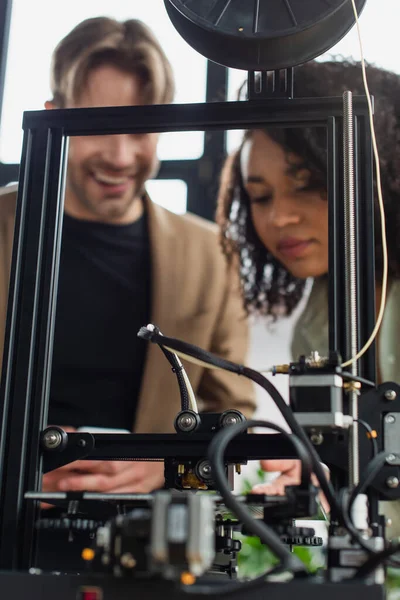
[{"left": 0, "top": 17, "right": 255, "bottom": 498}]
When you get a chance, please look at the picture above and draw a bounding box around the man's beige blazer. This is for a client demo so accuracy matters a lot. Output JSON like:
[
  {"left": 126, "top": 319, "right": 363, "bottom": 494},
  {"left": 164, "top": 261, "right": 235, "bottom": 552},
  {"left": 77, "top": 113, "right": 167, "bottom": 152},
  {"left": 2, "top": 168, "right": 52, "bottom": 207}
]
[{"left": 0, "top": 187, "right": 255, "bottom": 433}]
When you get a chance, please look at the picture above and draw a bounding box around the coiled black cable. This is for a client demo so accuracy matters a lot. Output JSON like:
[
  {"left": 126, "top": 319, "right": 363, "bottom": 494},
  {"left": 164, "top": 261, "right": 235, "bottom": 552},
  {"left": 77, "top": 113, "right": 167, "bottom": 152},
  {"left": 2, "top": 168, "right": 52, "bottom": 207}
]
[
  {"left": 208, "top": 419, "right": 309, "bottom": 574},
  {"left": 138, "top": 325, "right": 400, "bottom": 579},
  {"left": 158, "top": 345, "right": 190, "bottom": 411}
]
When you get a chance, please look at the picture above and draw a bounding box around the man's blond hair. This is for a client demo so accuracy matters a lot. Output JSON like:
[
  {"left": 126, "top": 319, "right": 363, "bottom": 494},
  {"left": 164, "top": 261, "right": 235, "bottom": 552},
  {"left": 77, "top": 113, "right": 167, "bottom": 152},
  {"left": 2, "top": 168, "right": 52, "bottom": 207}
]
[{"left": 49, "top": 17, "right": 175, "bottom": 107}]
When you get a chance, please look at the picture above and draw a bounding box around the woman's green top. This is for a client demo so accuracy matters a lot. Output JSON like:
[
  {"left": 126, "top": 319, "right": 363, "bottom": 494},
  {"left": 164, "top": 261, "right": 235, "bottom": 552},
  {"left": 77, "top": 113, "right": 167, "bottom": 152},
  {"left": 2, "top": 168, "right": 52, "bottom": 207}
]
[{"left": 292, "top": 277, "right": 400, "bottom": 383}]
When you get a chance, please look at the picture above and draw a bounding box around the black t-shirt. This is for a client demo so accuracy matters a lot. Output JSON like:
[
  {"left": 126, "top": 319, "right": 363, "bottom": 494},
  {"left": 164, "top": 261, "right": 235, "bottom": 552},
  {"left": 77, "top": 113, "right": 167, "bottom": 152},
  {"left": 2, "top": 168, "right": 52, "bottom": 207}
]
[{"left": 48, "top": 212, "right": 151, "bottom": 430}]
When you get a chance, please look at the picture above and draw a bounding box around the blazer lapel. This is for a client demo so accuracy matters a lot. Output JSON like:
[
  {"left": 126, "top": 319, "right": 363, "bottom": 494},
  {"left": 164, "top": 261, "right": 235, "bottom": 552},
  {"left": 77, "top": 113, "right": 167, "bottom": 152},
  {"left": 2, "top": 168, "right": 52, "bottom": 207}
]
[{"left": 134, "top": 196, "right": 184, "bottom": 432}]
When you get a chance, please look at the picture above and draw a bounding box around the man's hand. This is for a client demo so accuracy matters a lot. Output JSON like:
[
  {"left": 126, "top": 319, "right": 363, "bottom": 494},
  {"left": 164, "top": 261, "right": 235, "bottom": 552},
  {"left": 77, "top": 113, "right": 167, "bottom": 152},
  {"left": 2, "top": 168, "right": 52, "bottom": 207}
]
[
  {"left": 43, "top": 460, "right": 165, "bottom": 495},
  {"left": 42, "top": 426, "right": 165, "bottom": 499},
  {"left": 252, "top": 459, "right": 301, "bottom": 495}
]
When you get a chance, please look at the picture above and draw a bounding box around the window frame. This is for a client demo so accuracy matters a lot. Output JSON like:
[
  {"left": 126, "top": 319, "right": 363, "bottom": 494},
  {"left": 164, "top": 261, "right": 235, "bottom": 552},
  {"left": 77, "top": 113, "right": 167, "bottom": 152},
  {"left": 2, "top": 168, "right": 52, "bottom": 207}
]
[{"left": 0, "top": 3, "right": 228, "bottom": 221}]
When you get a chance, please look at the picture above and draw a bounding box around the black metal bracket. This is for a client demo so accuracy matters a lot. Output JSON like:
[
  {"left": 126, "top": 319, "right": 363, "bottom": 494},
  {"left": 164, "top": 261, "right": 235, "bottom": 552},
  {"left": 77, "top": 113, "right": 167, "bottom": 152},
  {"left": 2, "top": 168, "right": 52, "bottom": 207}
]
[
  {"left": 41, "top": 431, "right": 297, "bottom": 474},
  {"left": 247, "top": 68, "right": 294, "bottom": 100},
  {"left": 315, "top": 382, "right": 400, "bottom": 501},
  {"left": 41, "top": 432, "right": 95, "bottom": 473}
]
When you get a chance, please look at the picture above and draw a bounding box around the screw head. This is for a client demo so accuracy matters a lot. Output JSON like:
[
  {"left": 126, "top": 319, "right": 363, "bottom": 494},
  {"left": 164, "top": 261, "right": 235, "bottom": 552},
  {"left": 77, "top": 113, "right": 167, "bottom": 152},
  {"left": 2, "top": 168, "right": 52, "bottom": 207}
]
[
  {"left": 310, "top": 432, "right": 324, "bottom": 445},
  {"left": 386, "top": 454, "right": 397, "bottom": 463},
  {"left": 385, "top": 390, "right": 397, "bottom": 401},
  {"left": 177, "top": 412, "right": 197, "bottom": 432},
  {"left": 225, "top": 415, "right": 240, "bottom": 426},
  {"left": 220, "top": 410, "right": 245, "bottom": 428},
  {"left": 196, "top": 459, "right": 213, "bottom": 481},
  {"left": 385, "top": 415, "right": 396, "bottom": 424},
  {"left": 43, "top": 429, "right": 62, "bottom": 449},
  {"left": 386, "top": 476, "right": 400, "bottom": 489}
]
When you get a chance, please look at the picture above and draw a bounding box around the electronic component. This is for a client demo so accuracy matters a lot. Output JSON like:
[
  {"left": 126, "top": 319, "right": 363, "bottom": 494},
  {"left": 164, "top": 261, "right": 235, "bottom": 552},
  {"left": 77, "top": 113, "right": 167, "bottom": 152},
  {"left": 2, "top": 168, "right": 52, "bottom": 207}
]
[{"left": 289, "top": 353, "right": 353, "bottom": 430}]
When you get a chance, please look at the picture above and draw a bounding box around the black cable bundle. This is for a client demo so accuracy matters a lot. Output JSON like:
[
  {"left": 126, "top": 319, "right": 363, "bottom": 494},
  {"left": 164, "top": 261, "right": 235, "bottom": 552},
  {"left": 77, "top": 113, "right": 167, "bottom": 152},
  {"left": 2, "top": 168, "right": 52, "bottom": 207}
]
[
  {"left": 138, "top": 324, "right": 399, "bottom": 579},
  {"left": 140, "top": 325, "right": 190, "bottom": 411},
  {"left": 138, "top": 325, "right": 340, "bottom": 519}
]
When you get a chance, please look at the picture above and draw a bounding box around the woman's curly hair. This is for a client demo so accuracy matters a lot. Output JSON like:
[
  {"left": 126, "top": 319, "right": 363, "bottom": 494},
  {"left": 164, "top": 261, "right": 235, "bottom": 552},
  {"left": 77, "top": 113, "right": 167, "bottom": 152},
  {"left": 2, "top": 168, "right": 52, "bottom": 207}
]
[{"left": 216, "top": 59, "right": 400, "bottom": 318}]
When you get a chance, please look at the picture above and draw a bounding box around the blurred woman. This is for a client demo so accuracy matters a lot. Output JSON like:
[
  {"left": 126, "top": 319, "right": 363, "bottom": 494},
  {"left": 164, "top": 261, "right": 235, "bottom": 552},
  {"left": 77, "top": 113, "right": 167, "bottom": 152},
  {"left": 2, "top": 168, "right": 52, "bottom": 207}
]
[
  {"left": 216, "top": 60, "right": 400, "bottom": 521},
  {"left": 217, "top": 59, "right": 400, "bottom": 379}
]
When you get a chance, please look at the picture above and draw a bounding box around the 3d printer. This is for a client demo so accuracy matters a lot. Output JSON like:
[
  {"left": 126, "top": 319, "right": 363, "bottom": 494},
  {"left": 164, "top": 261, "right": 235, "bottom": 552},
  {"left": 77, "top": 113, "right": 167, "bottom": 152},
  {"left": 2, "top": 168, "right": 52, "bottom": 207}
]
[{"left": 1, "top": 1, "right": 399, "bottom": 599}]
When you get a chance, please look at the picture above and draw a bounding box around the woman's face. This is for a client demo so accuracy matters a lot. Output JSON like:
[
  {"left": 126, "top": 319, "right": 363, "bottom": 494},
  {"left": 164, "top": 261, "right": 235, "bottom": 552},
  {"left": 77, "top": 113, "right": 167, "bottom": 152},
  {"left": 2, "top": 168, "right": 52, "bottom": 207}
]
[{"left": 241, "top": 130, "right": 329, "bottom": 279}]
